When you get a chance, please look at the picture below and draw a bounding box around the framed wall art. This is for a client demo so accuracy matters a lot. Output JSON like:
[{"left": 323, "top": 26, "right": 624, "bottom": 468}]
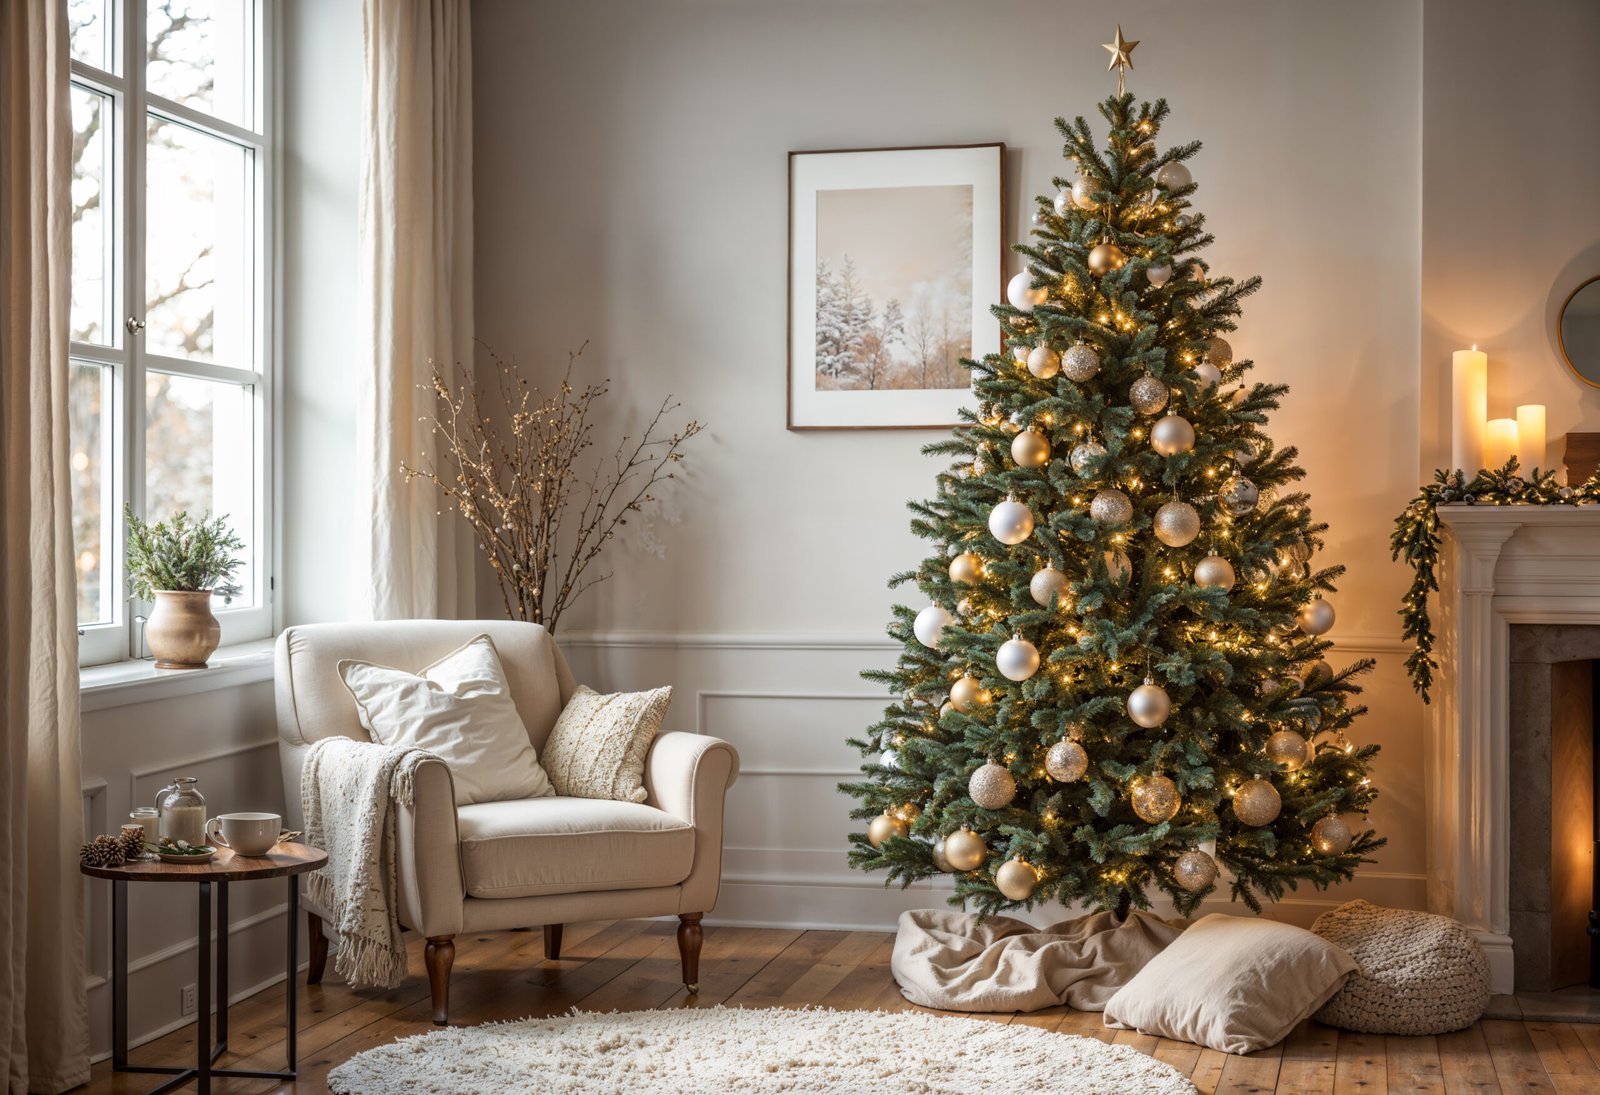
[{"left": 787, "top": 143, "right": 1004, "bottom": 430}]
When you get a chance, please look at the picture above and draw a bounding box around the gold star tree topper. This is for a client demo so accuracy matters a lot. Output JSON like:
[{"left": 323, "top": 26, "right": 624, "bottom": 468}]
[{"left": 1103, "top": 25, "right": 1139, "bottom": 94}]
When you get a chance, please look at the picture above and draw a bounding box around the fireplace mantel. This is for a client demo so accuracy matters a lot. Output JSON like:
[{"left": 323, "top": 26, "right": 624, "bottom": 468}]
[{"left": 1428, "top": 505, "right": 1600, "bottom": 992}]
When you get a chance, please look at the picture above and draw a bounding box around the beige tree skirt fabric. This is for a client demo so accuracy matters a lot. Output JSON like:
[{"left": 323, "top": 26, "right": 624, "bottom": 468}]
[{"left": 891, "top": 909, "right": 1186, "bottom": 1013}]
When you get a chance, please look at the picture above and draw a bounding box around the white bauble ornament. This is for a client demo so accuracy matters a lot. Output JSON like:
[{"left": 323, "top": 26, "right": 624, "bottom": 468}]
[
  {"left": 1205, "top": 337, "right": 1234, "bottom": 367},
  {"left": 1053, "top": 189, "right": 1073, "bottom": 217},
  {"left": 1174, "top": 849, "right": 1218, "bottom": 893},
  {"left": 1131, "top": 774, "right": 1181, "bottom": 823},
  {"left": 969, "top": 761, "right": 1017, "bottom": 810},
  {"left": 931, "top": 839, "right": 954, "bottom": 872},
  {"left": 1233, "top": 778, "right": 1282, "bottom": 826},
  {"left": 1011, "top": 429, "right": 1051, "bottom": 469},
  {"left": 1063, "top": 342, "right": 1101, "bottom": 382},
  {"left": 1104, "top": 550, "right": 1132, "bottom": 585},
  {"left": 1046, "top": 738, "right": 1089, "bottom": 782},
  {"left": 1128, "top": 678, "right": 1172, "bottom": 728},
  {"left": 1311, "top": 815, "right": 1354, "bottom": 855},
  {"left": 1007, "top": 270, "right": 1046, "bottom": 312},
  {"left": 995, "top": 856, "right": 1039, "bottom": 901},
  {"left": 1266, "top": 729, "right": 1311, "bottom": 772},
  {"left": 1298, "top": 598, "right": 1336, "bottom": 636},
  {"left": 1155, "top": 161, "right": 1193, "bottom": 191},
  {"left": 989, "top": 496, "right": 1035, "bottom": 545},
  {"left": 1027, "top": 344, "right": 1061, "bottom": 379},
  {"left": 942, "top": 828, "right": 987, "bottom": 871},
  {"left": 1194, "top": 555, "right": 1236, "bottom": 591},
  {"left": 1029, "top": 564, "right": 1071, "bottom": 608},
  {"left": 996, "top": 634, "right": 1041, "bottom": 682},
  {"left": 1070, "top": 440, "right": 1107, "bottom": 476},
  {"left": 1230, "top": 384, "right": 1250, "bottom": 408},
  {"left": 1012, "top": 345, "right": 1030, "bottom": 363},
  {"left": 949, "top": 676, "right": 987, "bottom": 713},
  {"left": 1088, "top": 242, "right": 1127, "bottom": 277},
  {"left": 1129, "top": 375, "right": 1170, "bottom": 416},
  {"left": 1071, "top": 173, "right": 1098, "bottom": 210},
  {"left": 1151, "top": 414, "right": 1196, "bottom": 456},
  {"left": 1193, "top": 361, "right": 1222, "bottom": 390},
  {"left": 949, "top": 551, "right": 982, "bottom": 584},
  {"left": 1154, "top": 501, "right": 1201, "bottom": 547},
  {"left": 1090, "top": 489, "right": 1133, "bottom": 527},
  {"left": 867, "top": 810, "right": 909, "bottom": 848},
  {"left": 1146, "top": 262, "right": 1173, "bottom": 288},
  {"left": 1221, "top": 476, "right": 1259, "bottom": 517},
  {"left": 913, "top": 605, "right": 953, "bottom": 649}
]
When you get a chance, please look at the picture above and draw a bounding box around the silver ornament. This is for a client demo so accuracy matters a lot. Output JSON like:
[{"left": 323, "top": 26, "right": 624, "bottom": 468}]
[
  {"left": 996, "top": 634, "right": 1041, "bottom": 682},
  {"left": 995, "top": 856, "right": 1039, "bottom": 901},
  {"left": 1029, "top": 564, "right": 1071, "bottom": 608},
  {"left": 1146, "top": 262, "right": 1173, "bottom": 288},
  {"left": 931, "top": 839, "right": 955, "bottom": 872},
  {"left": 1206, "top": 337, "right": 1234, "bottom": 367},
  {"left": 1192, "top": 361, "right": 1222, "bottom": 390},
  {"left": 1174, "top": 849, "right": 1218, "bottom": 893},
  {"left": 1011, "top": 429, "right": 1051, "bottom": 469},
  {"left": 1298, "top": 598, "right": 1336, "bottom": 636},
  {"left": 913, "top": 604, "right": 953, "bottom": 648},
  {"left": 1090, "top": 489, "right": 1133, "bottom": 527},
  {"left": 969, "top": 761, "right": 1017, "bottom": 810},
  {"left": 1052, "top": 189, "right": 1073, "bottom": 217},
  {"left": 949, "top": 675, "right": 987, "bottom": 712},
  {"left": 1221, "top": 476, "right": 1259, "bottom": 517},
  {"left": 1104, "top": 550, "right": 1132, "bottom": 585},
  {"left": 1150, "top": 414, "right": 1196, "bottom": 456},
  {"left": 989, "top": 496, "right": 1035, "bottom": 545},
  {"left": 942, "top": 828, "right": 987, "bottom": 870},
  {"left": 1030, "top": 208, "right": 1049, "bottom": 229},
  {"left": 1311, "top": 815, "right": 1354, "bottom": 855},
  {"left": 1070, "top": 439, "right": 1107, "bottom": 476},
  {"left": 1027, "top": 344, "right": 1061, "bottom": 379},
  {"left": 1007, "top": 270, "right": 1046, "bottom": 312},
  {"left": 1175, "top": 214, "right": 1193, "bottom": 229},
  {"left": 867, "top": 810, "right": 909, "bottom": 848},
  {"left": 1127, "top": 678, "right": 1171, "bottom": 728},
  {"left": 1154, "top": 500, "right": 1201, "bottom": 547},
  {"left": 1233, "top": 778, "right": 1282, "bottom": 826},
  {"left": 1129, "top": 375, "right": 1170, "bottom": 416},
  {"left": 1063, "top": 342, "right": 1101, "bottom": 381},
  {"left": 1155, "top": 161, "right": 1192, "bottom": 191},
  {"left": 949, "top": 551, "right": 982, "bottom": 584},
  {"left": 1265, "top": 729, "right": 1310, "bottom": 772},
  {"left": 1193, "top": 555, "right": 1236, "bottom": 591},
  {"left": 1131, "top": 774, "right": 1180, "bottom": 823},
  {"left": 1071, "top": 173, "right": 1098, "bottom": 210},
  {"left": 1046, "top": 738, "right": 1089, "bottom": 782}
]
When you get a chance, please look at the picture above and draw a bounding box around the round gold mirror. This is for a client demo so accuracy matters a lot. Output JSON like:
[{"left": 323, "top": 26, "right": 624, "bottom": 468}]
[{"left": 1559, "top": 275, "right": 1600, "bottom": 388}]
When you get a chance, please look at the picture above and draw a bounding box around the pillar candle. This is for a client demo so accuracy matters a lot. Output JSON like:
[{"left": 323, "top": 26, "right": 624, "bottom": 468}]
[
  {"left": 1515, "top": 404, "right": 1546, "bottom": 476},
  {"left": 1485, "top": 418, "right": 1518, "bottom": 470},
  {"left": 1451, "top": 348, "right": 1488, "bottom": 472}
]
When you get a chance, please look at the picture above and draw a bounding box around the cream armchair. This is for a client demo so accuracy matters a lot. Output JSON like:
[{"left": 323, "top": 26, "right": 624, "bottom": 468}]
[{"left": 274, "top": 620, "right": 739, "bottom": 1024}]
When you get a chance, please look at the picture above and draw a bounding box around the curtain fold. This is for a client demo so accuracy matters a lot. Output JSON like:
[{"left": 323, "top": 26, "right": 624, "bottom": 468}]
[
  {"left": 355, "top": 0, "right": 476, "bottom": 621},
  {"left": 0, "top": 0, "right": 90, "bottom": 1091}
]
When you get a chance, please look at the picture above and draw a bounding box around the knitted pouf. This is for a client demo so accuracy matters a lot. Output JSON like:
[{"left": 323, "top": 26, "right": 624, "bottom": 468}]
[{"left": 1311, "top": 899, "right": 1490, "bottom": 1035}]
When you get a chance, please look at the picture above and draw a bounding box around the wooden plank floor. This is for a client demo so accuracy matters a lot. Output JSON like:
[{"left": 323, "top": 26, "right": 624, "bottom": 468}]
[{"left": 82, "top": 924, "right": 1600, "bottom": 1093}]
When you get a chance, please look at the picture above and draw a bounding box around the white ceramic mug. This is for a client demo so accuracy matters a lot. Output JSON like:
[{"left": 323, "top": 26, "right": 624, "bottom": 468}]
[{"left": 204, "top": 812, "right": 282, "bottom": 856}]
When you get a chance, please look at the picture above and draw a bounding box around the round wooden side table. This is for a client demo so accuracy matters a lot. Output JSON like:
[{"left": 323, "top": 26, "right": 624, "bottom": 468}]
[{"left": 81, "top": 843, "right": 327, "bottom": 1095}]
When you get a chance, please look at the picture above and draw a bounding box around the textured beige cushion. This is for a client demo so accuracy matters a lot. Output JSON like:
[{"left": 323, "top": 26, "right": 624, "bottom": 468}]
[
  {"left": 542, "top": 684, "right": 671, "bottom": 803},
  {"left": 1312, "top": 900, "right": 1490, "bottom": 1034},
  {"left": 339, "top": 634, "right": 555, "bottom": 806},
  {"left": 456, "top": 796, "right": 695, "bottom": 899},
  {"left": 1103, "top": 914, "right": 1359, "bottom": 1054}
]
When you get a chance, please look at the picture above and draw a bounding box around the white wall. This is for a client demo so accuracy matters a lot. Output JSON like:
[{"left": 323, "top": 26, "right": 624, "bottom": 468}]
[{"left": 472, "top": 0, "right": 1428, "bottom": 927}]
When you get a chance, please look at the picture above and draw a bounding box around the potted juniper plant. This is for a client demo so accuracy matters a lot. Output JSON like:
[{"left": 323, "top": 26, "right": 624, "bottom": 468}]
[{"left": 124, "top": 505, "right": 245, "bottom": 669}]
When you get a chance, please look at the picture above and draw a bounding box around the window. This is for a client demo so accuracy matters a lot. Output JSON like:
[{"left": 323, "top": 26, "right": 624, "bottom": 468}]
[{"left": 68, "top": 1, "right": 272, "bottom": 665}]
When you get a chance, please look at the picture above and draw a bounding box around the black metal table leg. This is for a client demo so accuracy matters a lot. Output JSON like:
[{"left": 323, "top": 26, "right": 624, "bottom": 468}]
[
  {"left": 215, "top": 880, "right": 228, "bottom": 1054},
  {"left": 196, "top": 881, "right": 211, "bottom": 1095},
  {"left": 286, "top": 877, "right": 299, "bottom": 1070},
  {"left": 112, "top": 879, "right": 127, "bottom": 1070}
]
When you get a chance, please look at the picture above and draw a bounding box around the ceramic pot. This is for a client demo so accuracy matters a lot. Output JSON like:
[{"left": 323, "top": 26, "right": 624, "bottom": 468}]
[{"left": 147, "top": 590, "right": 221, "bottom": 669}]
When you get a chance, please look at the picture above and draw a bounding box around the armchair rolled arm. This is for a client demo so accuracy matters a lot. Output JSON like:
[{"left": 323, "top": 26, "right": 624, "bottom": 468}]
[
  {"left": 644, "top": 732, "right": 739, "bottom": 915},
  {"left": 393, "top": 755, "right": 465, "bottom": 938}
]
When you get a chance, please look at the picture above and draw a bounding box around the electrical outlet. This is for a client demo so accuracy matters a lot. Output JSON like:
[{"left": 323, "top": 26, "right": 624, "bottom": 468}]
[{"left": 180, "top": 984, "right": 196, "bottom": 1017}]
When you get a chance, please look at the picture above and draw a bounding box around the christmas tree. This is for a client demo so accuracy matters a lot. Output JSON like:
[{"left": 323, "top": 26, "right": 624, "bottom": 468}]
[{"left": 844, "top": 30, "right": 1383, "bottom": 918}]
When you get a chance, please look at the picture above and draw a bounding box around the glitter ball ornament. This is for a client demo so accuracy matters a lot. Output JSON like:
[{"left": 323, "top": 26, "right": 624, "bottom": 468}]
[
  {"left": 942, "top": 828, "right": 987, "bottom": 871},
  {"left": 1194, "top": 555, "right": 1236, "bottom": 591},
  {"left": 1311, "top": 815, "right": 1354, "bottom": 855},
  {"left": 996, "top": 856, "right": 1040, "bottom": 901},
  {"left": 1233, "top": 778, "right": 1282, "bottom": 826},
  {"left": 1070, "top": 440, "right": 1107, "bottom": 476},
  {"left": 931, "top": 839, "right": 954, "bottom": 872},
  {"left": 1088, "top": 241, "right": 1127, "bottom": 276},
  {"left": 867, "top": 810, "right": 909, "bottom": 848},
  {"left": 1193, "top": 361, "right": 1222, "bottom": 390},
  {"left": 1063, "top": 342, "right": 1101, "bottom": 382},
  {"left": 1052, "top": 189, "right": 1073, "bottom": 217},
  {"left": 1266, "top": 729, "right": 1311, "bottom": 772},
  {"left": 1027, "top": 344, "right": 1061, "bottom": 379},
  {"left": 1205, "top": 337, "right": 1234, "bottom": 367},
  {"left": 949, "top": 551, "right": 982, "bottom": 584},
  {"left": 996, "top": 634, "right": 1041, "bottom": 682},
  {"left": 1174, "top": 849, "right": 1218, "bottom": 893},
  {"left": 949, "top": 676, "right": 987, "bottom": 713},
  {"left": 913, "top": 604, "right": 953, "bottom": 648},
  {"left": 969, "top": 761, "right": 1017, "bottom": 810},
  {"left": 1030, "top": 564, "right": 1071, "bottom": 608},
  {"left": 1154, "top": 501, "right": 1201, "bottom": 547},
  {"left": 1150, "top": 414, "right": 1196, "bottom": 456},
  {"left": 1090, "top": 489, "right": 1133, "bottom": 527},
  {"left": 1146, "top": 262, "right": 1173, "bottom": 288},
  {"left": 895, "top": 802, "right": 921, "bottom": 823},
  {"left": 1104, "top": 550, "right": 1132, "bottom": 585},
  {"left": 1156, "top": 161, "right": 1193, "bottom": 191},
  {"left": 1007, "top": 270, "right": 1047, "bottom": 312},
  {"left": 1131, "top": 774, "right": 1181, "bottom": 823},
  {"left": 1071, "top": 173, "right": 1098, "bottom": 210},
  {"left": 1221, "top": 476, "right": 1259, "bottom": 517},
  {"left": 1011, "top": 429, "right": 1051, "bottom": 469},
  {"left": 1129, "top": 375, "right": 1170, "bottom": 416},
  {"left": 1127, "top": 678, "right": 1172, "bottom": 728},
  {"left": 1298, "top": 597, "right": 1336, "bottom": 636},
  {"left": 989, "top": 496, "right": 1035, "bottom": 545},
  {"left": 1046, "top": 738, "right": 1089, "bottom": 782}
]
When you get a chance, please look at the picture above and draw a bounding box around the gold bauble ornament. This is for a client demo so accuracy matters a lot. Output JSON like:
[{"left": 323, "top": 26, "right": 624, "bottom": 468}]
[
  {"left": 1150, "top": 414, "right": 1195, "bottom": 456},
  {"left": 1027, "top": 344, "right": 1061, "bottom": 379},
  {"left": 1046, "top": 738, "right": 1089, "bottom": 782},
  {"left": 1154, "top": 501, "right": 1201, "bottom": 547},
  {"left": 949, "top": 675, "right": 987, "bottom": 713},
  {"left": 931, "top": 839, "right": 955, "bottom": 872},
  {"left": 1297, "top": 597, "right": 1337, "bottom": 636},
  {"left": 1011, "top": 429, "right": 1051, "bottom": 469},
  {"left": 1088, "top": 241, "right": 1128, "bottom": 277},
  {"left": 1069, "top": 439, "right": 1107, "bottom": 475},
  {"left": 1070, "top": 173, "right": 1098, "bottom": 211},
  {"left": 943, "top": 828, "right": 987, "bottom": 871},
  {"left": 1131, "top": 774, "right": 1181, "bottom": 823},
  {"left": 1206, "top": 336, "right": 1234, "bottom": 367},
  {"left": 1063, "top": 342, "right": 1101, "bottom": 382},
  {"left": 1173, "top": 849, "right": 1218, "bottom": 893},
  {"left": 1090, "top": 489, "right": 1133, "bottom": 527},
  {"left": 1194, "top": 555, "right": 1236, "bottom": 591},
  {"left": 1127, "top": 677, "right": 1172, "bottom": 728},
  {"left": 1129, "top": 374, "right": 1170, "bottom": 416},
  {"left": 894, "top": 802, "right": 922, "bottom": 823},
  {"left": 1104, "top": 549, "right": 1132, "bottom": 585},
  {"left": 1029, "top": 563, "right": 1071, "bottom": 608},
  {"left": 1233, "top": 778, "right": 1282, "bottom": 826},
  {"left": 1265, "top": 729, "right": 1311, "bottom": 772},
  {"left": 1299, "top": 659, "right": 1334, "bottom": 688},
  {"left": 867, "top": 810, "right": 909, "bottom": 848},
  {"left": 995, "top": 856, "right": 1040, "bottom": 901},
  {"left": 1311, "top": 815, "right": 1354, "bottom": 855},
  {"left": 969, "top": 760, "right": 1017, "bottom": 810},
  {"left": 949, "top": 551, "right": 982, "bottom": 584}
]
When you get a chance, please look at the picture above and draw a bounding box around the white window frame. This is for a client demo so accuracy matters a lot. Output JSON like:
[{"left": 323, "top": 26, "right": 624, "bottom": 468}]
[{"left": 71, "top": 1, "right": 276, "bottom": 667}]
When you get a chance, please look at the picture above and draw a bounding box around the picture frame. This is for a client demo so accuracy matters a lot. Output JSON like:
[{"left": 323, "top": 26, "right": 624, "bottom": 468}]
[{"left": 787, "top": 143, "right": 1005, "bottom": 431}]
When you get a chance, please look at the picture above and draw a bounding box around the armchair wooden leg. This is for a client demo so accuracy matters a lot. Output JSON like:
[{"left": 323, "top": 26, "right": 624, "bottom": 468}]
[
  {"left": 677, "top": 913, "right": 703, "bottom": 994},
  {"left": 306, "top": 913, "right": 329, "bottom": 985},
  {"left": 424, "top": 935, "right": 455, "bottom": 1025},
  {"left": 543, "top": 923, "right": 563, "bottom": 960}
]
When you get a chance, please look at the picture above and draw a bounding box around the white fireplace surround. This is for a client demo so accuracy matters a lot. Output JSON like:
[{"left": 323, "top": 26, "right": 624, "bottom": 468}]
[{"left": 1429, "top": 505, "right": 1600, "bottom": 993}]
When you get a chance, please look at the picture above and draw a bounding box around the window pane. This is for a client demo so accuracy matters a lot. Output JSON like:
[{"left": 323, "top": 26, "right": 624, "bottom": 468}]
[
  {"left": 144, "top": 116, "right": 251, "bottom": 364},
  {"left": 145, "top": 373, "right": 255, "bottom": 605},
  {"left": 70, "top": 361, "right": 116, "bottom": 625},
  {"left": 70, "top": 85, "right": 114, "bottom": 345},
  {"left": 146, "top": 0, "right": 252, "bottom": 126},
  {"left": 70, "top": 0, "right": 115, "bottom": 73}
]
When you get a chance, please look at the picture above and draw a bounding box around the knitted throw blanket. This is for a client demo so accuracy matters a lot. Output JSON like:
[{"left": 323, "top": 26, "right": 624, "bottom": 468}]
[{"left": 302, "top": 737, "right": 440, "bottom": 989}]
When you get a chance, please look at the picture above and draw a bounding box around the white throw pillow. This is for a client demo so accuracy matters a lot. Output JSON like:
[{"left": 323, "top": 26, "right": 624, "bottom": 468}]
[
  {"left": 541, "top": 684, "right": 672, "bottom": 803},
  {"left": 1102, "top": 913, "right": 1359, "bottom": 1054},
  {"left": 338, "top": 634, "right": 555, "bottom": 806}
]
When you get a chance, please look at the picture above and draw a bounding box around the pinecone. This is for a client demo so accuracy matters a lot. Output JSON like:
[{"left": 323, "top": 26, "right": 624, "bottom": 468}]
[
  {"left": 80, "top": 834, "right": 127, "bottom": 869},
  {"left": 118, "top": 828, "right": 146, "bottom": 861}
]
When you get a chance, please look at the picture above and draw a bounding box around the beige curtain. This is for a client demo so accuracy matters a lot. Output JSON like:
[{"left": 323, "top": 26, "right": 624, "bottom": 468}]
[
  {"left": 0, "top": 1, "right": 89, "bottom": 1092},
  {"left": 355, "top": 0, "right": 476, "bottom": 621}
]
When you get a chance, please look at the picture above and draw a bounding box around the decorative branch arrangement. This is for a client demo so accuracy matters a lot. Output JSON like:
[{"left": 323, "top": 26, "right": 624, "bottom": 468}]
[
  {"left": 1390, "top": 461, "right": 1600, "bottom": 701},
  {"left": 123, "top": 504, "right": 245, "bottom": 601},
  {"left": 403, "top": 345, "right": 702, "bottom": 632}
]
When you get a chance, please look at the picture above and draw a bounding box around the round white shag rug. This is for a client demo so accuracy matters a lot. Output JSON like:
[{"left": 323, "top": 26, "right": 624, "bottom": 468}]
[{"left": 328, "top": 1005, "right": 1196, "bottom": 1094}]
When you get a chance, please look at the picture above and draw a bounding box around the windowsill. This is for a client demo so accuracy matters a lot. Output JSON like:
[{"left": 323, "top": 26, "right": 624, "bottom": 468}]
[{"left": 80, "top": 638, "right": 276, "bottom": 714}]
